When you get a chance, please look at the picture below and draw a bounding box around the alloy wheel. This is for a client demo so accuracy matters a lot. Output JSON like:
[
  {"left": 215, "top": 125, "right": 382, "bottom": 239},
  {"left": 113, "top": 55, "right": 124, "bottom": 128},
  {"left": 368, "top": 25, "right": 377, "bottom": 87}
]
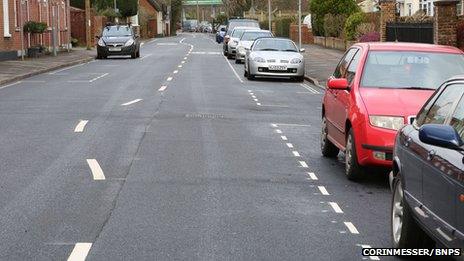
[{"left": 392, "top": 180, "right": 404, "bottom": 245}]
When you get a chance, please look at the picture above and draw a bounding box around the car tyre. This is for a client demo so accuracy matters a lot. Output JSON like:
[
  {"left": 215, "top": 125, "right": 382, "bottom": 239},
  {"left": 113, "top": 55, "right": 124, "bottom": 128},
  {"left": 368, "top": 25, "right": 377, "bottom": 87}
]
[
  {"left": 345, "top": 129, "right": 364, "bottom": 181},
  {"left": 295, "top": 76, "right": 304, "bottom": 82},
  {"left": 321, "top": 117, "right": 339, "bottom": 158},
  {"left": 235, "top": 59, "right": 240, "bottom": 64},
  {"left": 246, "top": 63, "right": 254, "bottom": 80},
  {"left": 244, "top": 68, "right": 248, "bottom": 77},
  {"left": 136, "top": 50, "right": 141, "bottom": 58},
  {"left": 131, "top": 51, "right": 137, "bottom": 59},
  {"left": 391, "top": 176, "right": 432, "bottom": 249}
]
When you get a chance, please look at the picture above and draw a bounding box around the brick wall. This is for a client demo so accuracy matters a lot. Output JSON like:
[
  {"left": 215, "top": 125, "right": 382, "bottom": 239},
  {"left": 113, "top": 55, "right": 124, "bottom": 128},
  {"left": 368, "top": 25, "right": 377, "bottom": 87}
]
[
  {"left": 289, "top": 24, "right": 313, "bottom": 44},
  {"left": 379, "top": 0, "right": 397, "bottom": 42},
  {"left": 434, "top": 0, "right": 458, "bottom": 46},
  {"left": 0, "top": 0, "right": 21, "bottom": 54},
  {"left": 139, "top": 0, "right": 158, "bottom": 38}
]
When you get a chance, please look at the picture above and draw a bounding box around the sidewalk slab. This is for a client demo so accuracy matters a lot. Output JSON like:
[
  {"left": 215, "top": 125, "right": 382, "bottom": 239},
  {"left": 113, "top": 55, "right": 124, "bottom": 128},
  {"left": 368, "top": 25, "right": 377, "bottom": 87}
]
[
  {"left": 0, "top": 48, "right": 96, "bottom": 86},
  {"left": 302, "top": 44, "right": 345, "bottom": 88}
]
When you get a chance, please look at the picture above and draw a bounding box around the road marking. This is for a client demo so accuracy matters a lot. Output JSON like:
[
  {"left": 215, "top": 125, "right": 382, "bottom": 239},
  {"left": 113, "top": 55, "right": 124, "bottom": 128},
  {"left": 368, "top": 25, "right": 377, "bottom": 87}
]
[
  {"left": 318, "top": 186, "right": 330, "bottom": 195},
  {"left": 299, "top": 161, "right": 309, "bottom": 168},
  {"left": 271, "top": 123, "right": 278, "bottom": 128},
  {"left": 275, "top": 129, "right": 282, "bottom": 134},
  {"left": 358, "top": 245, "right": 380, "bottom": 260},
  {"left": 329, "top": 202, "right": 344, "bottom": 213},
  {"left": 273, "top": 123, "right": 311, "bottom": 127},
  {"left": 344, "top": 222, "right": 360, "bottom": 234},
  {"left": 257, "top": 104, "right": 289, "bottom": 108},
  {"left": 307, "top": 172, "right": 318, "bottom": 180},
  {"left": 251, "top": 95, "right": 256, "bottom": 98},
  {"left": 184, "top": 57, "right": 187, "bottom": 60},
  {"left": 223, "top": 56, "right": 243, "bottom": 83},
  {"left": 256, "top": 102, "right": 261, "bottom": 106},
  {"left": 74, "top": 120, "right": 89, "bottom": 133},
  {"left": 0, "top": 81, "right": 22, "bottom": 89},
  {"left": 253, "top": 98, "right": 258, "bottom": 102},
  {"left": 167, "top": 77, "right": 173, "bottom": 82},
  {"left": 248, "top": 90, "right": 252, "bottom": 93},
  {"left": 292, "top": 151, "right": 301, "bottom": 157},
  {"left": 300, "top": 83, "right": 320, "bottom": 94},
  {"left": 281, "top": 135, "right": 288, "bottom": 141},
  {"left": 173, "top": 70, "right": 178, "bottom": 74},
  {"left": 140, "top": 53, "right": 153, "bottom": 60},
  {"left": 49, "top": 63, "right": 85, "bottom": 75},
  {"left": 178, "top": 65, "right": 183, "bottom": 68},
  {"left": 286, "top": 143, "right": 293, "bottom": 148},
  {"left": 158, "top": 86, "right": 167, "bottom": 92},
  {"left": 67, "top": 243, "right": 92, "bottom": 261},
  {"left": 180, "top": 38, "right": 186, "bottom": 43},
  {"left": 22, "top": 80, "right": 46, "bottom": 83},
  {"left": 86, "top": 159, "right": 105, "bottom": 180},
  {"left": 121, "top": 99, "right": 142, "bottom": 106},
  {"left": 181, "top": 61, "right": 186, "bottom": 64},
  {"left": 89, "top": 73, "right": 109, "bottom": 83}
]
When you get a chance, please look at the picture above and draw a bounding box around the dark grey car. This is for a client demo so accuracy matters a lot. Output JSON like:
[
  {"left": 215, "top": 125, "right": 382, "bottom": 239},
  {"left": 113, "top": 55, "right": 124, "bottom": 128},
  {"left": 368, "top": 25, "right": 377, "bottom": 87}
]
[
  {"left": 96, "top": 25, "right": 141, "bottom": 59},
  {"left": 390, "top": 76, "right": 464, "bottom": 252}
]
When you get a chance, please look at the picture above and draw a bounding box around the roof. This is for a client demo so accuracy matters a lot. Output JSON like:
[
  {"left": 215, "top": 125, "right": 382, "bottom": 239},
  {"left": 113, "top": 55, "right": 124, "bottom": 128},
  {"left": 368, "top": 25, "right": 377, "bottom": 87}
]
[
  {"left": 146, "top": 0, "right": 162, "bottom": 12},
  {"left": 354, "top": 42, "right": 463, "bottom": 54},
  {"left": 183, "top": 0, "right": 223, "bottom": 6}
]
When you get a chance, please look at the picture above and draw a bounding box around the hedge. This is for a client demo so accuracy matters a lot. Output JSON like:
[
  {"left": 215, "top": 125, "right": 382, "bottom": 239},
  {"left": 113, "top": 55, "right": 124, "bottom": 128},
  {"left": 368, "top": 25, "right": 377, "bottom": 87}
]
[{"left": 344, "top": 12, "right": 365, "bottom": 41}]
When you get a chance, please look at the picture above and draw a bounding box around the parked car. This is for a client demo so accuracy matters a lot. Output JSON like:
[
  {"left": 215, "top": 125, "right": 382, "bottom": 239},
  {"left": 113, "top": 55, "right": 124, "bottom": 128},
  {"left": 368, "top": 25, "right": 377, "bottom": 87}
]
[
  {"left": 390, "top": 76, "right": 464, "bottom": 250},
  {"left": 244, "top": 37, "right": 305, "bottom": 82},
  {"left": 235, "top": 30, "right": 273, "bottom": 64},
  {"left": 216, "top": 25, "right": 226, "bottom": 43},
  {"left": 223, "top": 19, "right": 259, "bottom": 57},
  {"left": 96, "top": 25, "right": 141, "bottom": 59},
  {"left": 224, "top": 27, "right": 256, "bottom": 59},
  {"left": 321, "top": 42, "right": 464, "bottom": 180}
]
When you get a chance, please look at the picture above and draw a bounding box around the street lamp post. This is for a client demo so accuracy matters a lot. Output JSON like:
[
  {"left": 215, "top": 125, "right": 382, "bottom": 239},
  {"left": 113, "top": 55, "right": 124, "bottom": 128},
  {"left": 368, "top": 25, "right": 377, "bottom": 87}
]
[
  {"left": 268, "top": 0, "right": 271, "bottom": 32},
  {"left": 298, "top": 0, "right": 301, "bottom": 49},
  {"left": 85, "top": 0, "right": 91, "bottom": 50},
  {"left": 19, "top": 0, "right": 24, "bottom": 60},
  {"left": 197, "top": 0, "right": 200, "bottom": 22}
]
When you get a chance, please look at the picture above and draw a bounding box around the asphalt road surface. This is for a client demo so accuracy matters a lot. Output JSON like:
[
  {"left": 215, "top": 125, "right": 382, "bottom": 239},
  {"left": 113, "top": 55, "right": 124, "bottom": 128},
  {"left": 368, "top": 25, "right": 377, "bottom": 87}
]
[{"left": 0, "top": 33, "right": 394, "bottom": 261}]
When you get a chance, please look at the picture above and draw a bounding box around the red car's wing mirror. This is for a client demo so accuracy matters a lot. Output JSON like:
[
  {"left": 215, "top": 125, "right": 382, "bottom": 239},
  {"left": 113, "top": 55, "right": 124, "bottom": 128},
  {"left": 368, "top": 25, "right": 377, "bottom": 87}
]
[{"left": 327, "top": 78, "right": 349, "bottom": 90}]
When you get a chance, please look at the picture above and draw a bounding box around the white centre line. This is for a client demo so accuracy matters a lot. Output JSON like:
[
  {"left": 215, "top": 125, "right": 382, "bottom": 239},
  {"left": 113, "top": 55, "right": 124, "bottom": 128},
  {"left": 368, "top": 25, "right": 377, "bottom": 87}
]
[
  {"left": 329, "top": 202, "right": 344, "bottom": 213},
  {"left": 275, "top": 129, "right": 283, "bottom": 134},
  {"left": 299, "top": 161, "right": 309, "bottom": 168},
  {"left": 344, "top": 222, "right": 360, "bottom": 234},
  {"left": 281, "top": 135, "right": 288, "bottom": 141},
  {"left": 89, "top": 73, "right": 109, "bottom": 83},
  {"left": 318, "top": 186, "right": 330, "bottom": 195},
  {"left": 184, "top": 57, "right": 187, "bottom": 60},
  {"left": 358, "top": 245, "right": 380, "bottom": 260},
  {"left": 292, "top": 151, "right": 301, "bottom": 157},
  {"left": 178, "top": 65, "right": 183, "bottom": 68},
  {"left": 251, "top": 95, "right": 256, "bottom": 98},
  {"left": 307, "top": 172, "right": 318, "bottom": 180},
  {"left": 74, "top": 120, "right": 89, "bottom": 133},
  {"left": 167, "top": 77, "right": 173, "bottom": 81},
  {"left": 223, "top": 56, "right": 244, "bottom": 83},
  {"left": 181, "top": 61, "right": 186, "bottom": 64},
  {"left": 253, "top": 98, "right": 259, "bottom": 102},
  {"left": 286, "top": 143, "right": 294, "bottom": 148},
  {"left": 121, "top": 99, "right": 142, "bottom": 106},
  {"left": 86, "top": 159, "right": 105, "bottom": 180},
  {"left": 67, "top": 243, "right": 93, "bottom": 261},
  {"left": 173, "top": 70, "right": 179, "bottom": 74},
  {"left": 271, "top": 123, "right": 278, "bottom": 128},
  {"left": 140, "top": 53, "right": 153, "bottom": 60},
  {"left": 256, "top": 102, "right": 261, "bottom": 106},
  {"left": 158, "top": 85, "right": 167, "bottom": 92}
]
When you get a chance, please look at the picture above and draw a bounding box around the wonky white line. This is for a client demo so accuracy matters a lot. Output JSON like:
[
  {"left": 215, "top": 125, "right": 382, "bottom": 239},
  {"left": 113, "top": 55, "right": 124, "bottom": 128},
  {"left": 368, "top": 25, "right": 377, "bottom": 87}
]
[
  {"left": 86, "top": 159, "right": 105, "bottom": 180},
  {"left": 74, "top": 120, "right": 89, "bottom": 133},
  {"left": 121, "top": 99, "right": 142, "bottom": 106},
  {"left": 344, "top": 222, "right": 360, "bottom": 234},
  {"left": 67, "top": 243, "right": 92, "bottom": 261}
]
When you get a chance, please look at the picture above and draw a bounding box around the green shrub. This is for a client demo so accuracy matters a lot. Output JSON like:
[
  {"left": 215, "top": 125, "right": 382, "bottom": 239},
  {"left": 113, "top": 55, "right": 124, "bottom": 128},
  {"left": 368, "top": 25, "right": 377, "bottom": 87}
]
[
  {"left": 344, "top": 12, "right": 365, "bottom": 41},
  {"left": 260, "top": 20, "right": 269, "bottom": 30},
  {"left": 23, "top": 21, "right": 48, "bottom": 34},
  {"left": 323, "top": 14, "right": 346, "bottom": 38},
  {"left": 310, "top": 0, "right": 359, "bottom": 36},
  {"left": 274, "top": 17, "right": 295, "bottom": 37}
]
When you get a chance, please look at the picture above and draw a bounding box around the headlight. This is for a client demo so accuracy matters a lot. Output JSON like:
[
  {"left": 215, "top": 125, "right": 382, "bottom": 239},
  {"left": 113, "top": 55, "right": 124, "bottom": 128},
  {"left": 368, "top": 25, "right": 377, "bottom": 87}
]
[
  {"left": 237, "top": 47, "right": 246, "bottom": 54},
  {"left": 369, "top": 116, "right": 404, "bottom": 131},
  {"left": 97, "top": 38, "right": 105, "bottom": 47},
  {"left": 291, "top": 58, "right": 302, "bottom": 64},
  {"left": 253, "top": 57, "right": 265, "bottom": 63},
  {"left": 124, "top": 39, "right": 135, "bottom": 46}
]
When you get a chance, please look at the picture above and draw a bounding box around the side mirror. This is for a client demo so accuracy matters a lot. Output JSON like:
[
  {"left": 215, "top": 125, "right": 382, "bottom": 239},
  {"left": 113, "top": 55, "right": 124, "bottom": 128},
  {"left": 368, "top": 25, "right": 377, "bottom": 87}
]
[
  {"left": 299, "top": 48, "right": 305, "bottom": 53},
  {"left": 419, "top": 124, "right": 464, "bottom": 150},
  {"left": 327, "top": 78, "right": 349, "bottom": 90}
]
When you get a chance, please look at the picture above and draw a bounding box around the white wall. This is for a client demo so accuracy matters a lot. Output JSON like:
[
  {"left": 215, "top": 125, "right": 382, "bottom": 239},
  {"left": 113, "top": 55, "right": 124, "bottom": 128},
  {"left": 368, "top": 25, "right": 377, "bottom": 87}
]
[{"left": 3, "top": 0, "right": 11, "bottom": 37}]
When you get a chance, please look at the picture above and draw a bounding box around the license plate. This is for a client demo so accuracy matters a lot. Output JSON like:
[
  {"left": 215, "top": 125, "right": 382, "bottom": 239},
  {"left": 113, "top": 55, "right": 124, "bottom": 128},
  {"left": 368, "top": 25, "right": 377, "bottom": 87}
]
[
  {"left": 269, "top": 65, "right": 287, "bottom": 71},
  {"left": 109, "top": 47, "right": 121, "bottom": 52}
]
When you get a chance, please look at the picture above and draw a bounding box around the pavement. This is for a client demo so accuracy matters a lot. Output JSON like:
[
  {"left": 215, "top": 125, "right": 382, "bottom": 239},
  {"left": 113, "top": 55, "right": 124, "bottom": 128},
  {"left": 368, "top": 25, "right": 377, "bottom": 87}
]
[
  {"left": 302, "top": 44, "right": 344, "bottom": 88},
  {"left": 0, "top": 33, "right": 396, "bottom": 260}
]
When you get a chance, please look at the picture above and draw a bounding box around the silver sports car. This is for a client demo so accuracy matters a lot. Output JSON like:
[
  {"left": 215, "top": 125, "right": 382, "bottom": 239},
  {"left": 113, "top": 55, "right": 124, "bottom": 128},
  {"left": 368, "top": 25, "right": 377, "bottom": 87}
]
[{"left": 244, "top": 38, "right": 305, "bottom": 81}]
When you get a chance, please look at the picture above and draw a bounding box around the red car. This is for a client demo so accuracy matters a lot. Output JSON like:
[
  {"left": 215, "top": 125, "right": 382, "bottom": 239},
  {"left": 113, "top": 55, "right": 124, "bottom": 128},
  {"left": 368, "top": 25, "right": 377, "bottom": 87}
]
[{"left": 321, "top": 42, "right": 464, "bottom": 180}]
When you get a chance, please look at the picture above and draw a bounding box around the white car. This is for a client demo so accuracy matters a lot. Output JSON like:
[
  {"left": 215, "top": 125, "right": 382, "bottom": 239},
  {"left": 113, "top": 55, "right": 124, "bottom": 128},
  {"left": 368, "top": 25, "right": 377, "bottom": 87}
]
[
  {"left": 235, "top": 30, "right": 273, "bottom": 64},
  {"left": 224, "top": 27, "right": 256, "bottom": 59}
]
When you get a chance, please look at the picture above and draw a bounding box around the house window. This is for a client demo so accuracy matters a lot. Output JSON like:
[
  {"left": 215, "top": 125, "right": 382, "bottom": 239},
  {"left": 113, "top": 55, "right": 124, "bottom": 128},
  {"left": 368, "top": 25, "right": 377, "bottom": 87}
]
[
  {"left": 3, "top": 0, "right": 11, "bottom": 37},
  {"left": 408, "top": 3, "right": 412, "bottom": 16}
]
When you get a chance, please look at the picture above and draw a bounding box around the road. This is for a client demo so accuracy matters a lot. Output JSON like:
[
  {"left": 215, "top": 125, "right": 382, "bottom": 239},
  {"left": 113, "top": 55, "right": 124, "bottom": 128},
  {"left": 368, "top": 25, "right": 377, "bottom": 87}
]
[{"left": 0, "top": 33, "right": 393, "bottom": 260}]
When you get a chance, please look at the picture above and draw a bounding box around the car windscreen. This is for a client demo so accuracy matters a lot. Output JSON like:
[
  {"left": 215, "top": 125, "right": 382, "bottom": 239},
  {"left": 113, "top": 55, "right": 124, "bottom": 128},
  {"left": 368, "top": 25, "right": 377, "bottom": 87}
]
[
  {"left": 102, "top": 26, "right": 133, "bottom": 37},
  {"left": 361, "top": 51, "right": 464, "bottom": 89},
  {"left": 252, "top": 39, "right": 298, "bottom": 52},
  {"left": 232, "top": 29, "right": 246, "bottom": 38},
  {"left": 241, "top": 32, "right": 272, "bottom": 41}
]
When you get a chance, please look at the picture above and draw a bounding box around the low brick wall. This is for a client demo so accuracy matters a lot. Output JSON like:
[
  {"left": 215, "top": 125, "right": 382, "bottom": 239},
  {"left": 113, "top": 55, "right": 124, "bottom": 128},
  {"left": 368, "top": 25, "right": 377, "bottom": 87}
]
[
  {"left": 314, "top": 36, "right": 326, "bottom": 46},
  {"left": 289, "top": 25, "right": 314, "bottom": 44},
  {"left": 314, "top": 36, "right": 353, "bottom": 51}
]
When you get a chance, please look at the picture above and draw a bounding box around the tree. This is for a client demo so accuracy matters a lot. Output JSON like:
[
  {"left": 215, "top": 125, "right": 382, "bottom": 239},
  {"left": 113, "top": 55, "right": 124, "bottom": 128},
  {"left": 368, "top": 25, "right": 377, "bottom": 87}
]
[
  {"left": 117, "top": 0, "right": 138, "bottom": 18},
  {"left": 171, "top": 0, "right": 182, "bottom": 35},
  {"left": 310, "top": 0, "right": 359, "bottom": 36}
]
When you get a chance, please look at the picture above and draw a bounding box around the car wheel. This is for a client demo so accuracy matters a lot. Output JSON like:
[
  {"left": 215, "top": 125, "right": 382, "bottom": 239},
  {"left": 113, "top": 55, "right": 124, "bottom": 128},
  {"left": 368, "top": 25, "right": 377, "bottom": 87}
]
[
  {"left": 321, "top": 117, "right": 339, "bottom": 158},
  {"left": 235, "top": 59, "right": 240, "bottom": 64},
  {"left": 131, "top": 52, "right": 137, "bottom": 59},
  {"left": 345, "top": 129, "right": 364, "bottom": 181},
  {"left": 247, "top": 63, "right": 254, "bottom": 80},
  {"left": 244, "top": 68, "right": 248, "bottom": 77},
  {"left": 136, "top": 50, "right": 141, "bottom": 58},
  {"left": 227, "top": 53, "right": 233, "bottom": 59},
  {"left": 391, "top": 176, "right": 432, "bottom": 249},
  {"left": 295, "top": 76, "right": 304, "bottom": 82}
]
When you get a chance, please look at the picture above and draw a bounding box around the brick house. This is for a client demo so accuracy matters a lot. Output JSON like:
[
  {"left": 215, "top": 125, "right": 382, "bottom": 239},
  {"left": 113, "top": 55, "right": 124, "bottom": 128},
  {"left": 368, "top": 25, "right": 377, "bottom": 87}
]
[
  {"left": 1, "top": 0, "right": 71, "bottom": 60},
  {"left": 138, "top": 0, "right": 169, "bottom": 38}
]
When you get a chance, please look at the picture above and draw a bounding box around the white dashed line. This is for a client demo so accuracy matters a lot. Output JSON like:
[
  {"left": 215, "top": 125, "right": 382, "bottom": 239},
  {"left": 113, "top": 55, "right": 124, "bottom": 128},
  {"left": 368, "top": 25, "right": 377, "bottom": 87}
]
[
  {"left": 253, "top": 98, "right": 259, "bottom": 102},
  {"left": 248, "top": 90, "right": 252, "bottom": 93},
  {"left": 184, "top": 57, "right": 187, "bottom": 60},
  {"left": 329, "top": 202, "right": 344, "bottom": 213},
  {"left": 86, "top": 159, "right": 105, "bottom": 180},
  {"left": 281, "top": 135, "right": 288, "bottom": 141},
  {"left": 318, "top": 186, "right": 330, "bottom": 195},
  {"left": 140, "top": 53, "right": 153, "bottom": 60},
  {"left": 173, "top": 70, "right": 178, "bottom": 74},
  {"left": 181, "top": 61, "right": 186, "bottom": 64},
  {"left": 275, "top": 129, "right": 282, "bottom": 134},
  {"left": 292, "top": 151, "right": 301, "bottom": 157},
  {"left": 158, "top": 86, "right": 167, "bottom": 92},
  {"left": 89, "top": 73, "right": 109, "bottom": 83},
  {"left": 251, "top": 95, "right": 256, "bottom": 98},
  {"left": 307, "top": 172, "right": 318, "bottom": 180},
  {"left": 223, "top": 56, "right": 244, "bottom": 83},
  {"left": 344, "top": 222, "right": 360, "bottom": 234},
  {"left": 299, "top": 161, "right": 309, "bottom": 168},
  {"left": 167, "top": 77, "right": 173, "bottom": 82},
  {"left": 67, "top": 243, "right": 92, "bottom": 261},
  {"left": 74, "top": 120, "right": 89, "bottom": 133},
  {"left": 178, "top": 65, "right": 183, "bottom": 68},
  {"left": 256, "top": 103, "right": 261, "bottom": 106},
  {"left": 121, "top": 99, "right": 142, "bottom": 106},
  {"left": 271, "top": 123, "right": 278, "bottom": 128},
  {"left": 286, "top": 143, "right": 294, "bottom": 148},
  {"left": 358, "top": 245, "right": 380, "bottom": 260}
]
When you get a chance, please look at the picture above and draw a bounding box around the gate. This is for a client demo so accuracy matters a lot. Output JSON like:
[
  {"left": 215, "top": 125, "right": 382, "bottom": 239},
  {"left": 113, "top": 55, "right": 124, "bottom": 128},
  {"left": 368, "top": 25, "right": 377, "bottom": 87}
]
[{"left": 386, "top": 22, "right": 434, "bottom": 44}]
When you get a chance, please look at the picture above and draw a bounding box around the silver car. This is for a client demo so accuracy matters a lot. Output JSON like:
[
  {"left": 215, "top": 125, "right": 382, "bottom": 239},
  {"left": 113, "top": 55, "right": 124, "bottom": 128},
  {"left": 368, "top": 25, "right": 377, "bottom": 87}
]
[
  {"left": 224, "top": 27, "right": 256, "bottom": 59},
  {"left": 235, "top": 30, "right": 273, "bottom": 64},
  {"left": 244, "top": 38, "right": 306, "bottom": 81}
]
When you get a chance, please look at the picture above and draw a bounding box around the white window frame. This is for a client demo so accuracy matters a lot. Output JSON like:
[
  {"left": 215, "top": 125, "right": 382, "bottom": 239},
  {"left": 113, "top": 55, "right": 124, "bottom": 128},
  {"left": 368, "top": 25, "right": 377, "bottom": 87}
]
[{"left": 3, "top": 0, "right": 11, "bottom": 37}]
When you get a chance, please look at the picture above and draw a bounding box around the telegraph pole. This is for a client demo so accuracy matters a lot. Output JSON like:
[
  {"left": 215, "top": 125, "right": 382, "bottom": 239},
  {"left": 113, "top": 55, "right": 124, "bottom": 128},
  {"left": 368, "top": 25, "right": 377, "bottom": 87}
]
[
  {"left": 298, "top": 0, "right": 302, "bottom": 49},
  {"left": 85, "top": 0, "right": 91, "bottom": 50},
  {"left": 197, "top": 0, "right": 200, "bottom": 22},
  {"left": 268, "top": 0, "right": 271, "bottom": 32}
]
